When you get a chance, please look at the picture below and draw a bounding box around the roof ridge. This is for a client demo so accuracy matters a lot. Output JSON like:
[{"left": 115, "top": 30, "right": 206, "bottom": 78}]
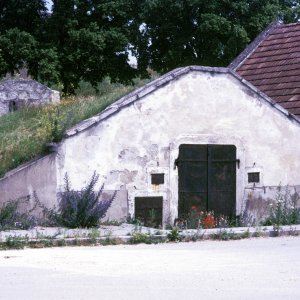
[
  {"left": 229, "top": 22, "right": 279, "bottom": 70},
  {"left": 276, "top": 22, "right": 300, "bottom": 27}
]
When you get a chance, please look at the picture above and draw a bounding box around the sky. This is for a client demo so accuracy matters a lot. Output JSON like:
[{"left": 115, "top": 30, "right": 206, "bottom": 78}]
[{"left": 46, "top": 0, "right": 53, "bottom": 12}]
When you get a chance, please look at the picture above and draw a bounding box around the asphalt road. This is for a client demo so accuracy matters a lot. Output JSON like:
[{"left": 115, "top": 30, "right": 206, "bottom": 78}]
[{"left": 0, "top": 236, "right": 300, "bottom": 300}]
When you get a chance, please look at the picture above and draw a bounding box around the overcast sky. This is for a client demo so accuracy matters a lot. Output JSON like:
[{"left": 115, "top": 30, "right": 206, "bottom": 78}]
[{"left": 46, "top": 0, "right": 53, "bottom": 12}]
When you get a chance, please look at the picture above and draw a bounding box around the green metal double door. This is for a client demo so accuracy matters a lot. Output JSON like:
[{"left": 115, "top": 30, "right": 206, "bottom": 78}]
[{"left": 177, "top": 144, "right": 237, "bottom": 218}]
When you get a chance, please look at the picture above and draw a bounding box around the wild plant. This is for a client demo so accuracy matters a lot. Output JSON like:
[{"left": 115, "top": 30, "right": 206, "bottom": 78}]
[
  {"left": 45, "top": 172, "right": 116, "bottom": 228},
  {"left": 167, "top": 227, "right": 181, "bottom": 242},
  {"left": 0, "top": 197, "right": 37, "bottom": 230},
  {"left": 263, "top": 185, "right": 300, "bottom": 230},
  {"left": 42, "top": 106, "right": 73, "bottom": 143},
  {"left": 130, "top": 232, "right": 151, "bottom": 244}
]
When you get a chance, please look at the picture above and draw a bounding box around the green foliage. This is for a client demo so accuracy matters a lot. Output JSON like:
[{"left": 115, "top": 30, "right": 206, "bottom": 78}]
[
  {"left": 0, "top": 28, "right": 37, "bottom": 77},
  {"left": 132, "top": 0, "right": 299, "bottom": 73},
  {"left": 87, "top": 228, "right": 101, "bottom": 243},
  {"left": 41, "top": 106, "right": 73, "bottom": 142},
  {"left": 211, "top": 229, "right": 244, "bottom": 241},
  {"left": 51, "top": 172, "right": 116, "bottom": 229},
  {"left": 263, "top": 185, "right": 300, "bottom": 230},
  {"left": 1, "top": 0, "right": 299, "bottom": 92},
  {"left": 48, "top": 0, "right": 137, "bottom": 95},
  {"left": 130, "top": 232, "right": 151, "bottom": 244},
  {"left": 167, "top": 227, "right": 181, "bottom": 242},
  {"left": 0, "top": 0, "right": 48, "bottom": 37},
  {"left": 2, "top": 235, "right": 29, "bottom": 250},
  {"left": 0, "top": 77, "right": 152, "bottom": 177},
  {"left": 0, "top": 28, "right": 59, "bottom": 83},
  {"left": 0, "top": 198, "right": 37, "bottom": 230}
]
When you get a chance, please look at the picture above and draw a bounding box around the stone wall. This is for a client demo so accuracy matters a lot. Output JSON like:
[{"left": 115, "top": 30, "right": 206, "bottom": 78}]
[{"left": 0, "top": 79, "right": 60, "bottom": 116}]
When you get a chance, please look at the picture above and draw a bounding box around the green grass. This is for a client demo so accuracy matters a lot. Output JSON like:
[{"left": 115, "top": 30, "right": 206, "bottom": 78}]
[{"left": 0, "top": 77, "right": 154, "bottom": 178}]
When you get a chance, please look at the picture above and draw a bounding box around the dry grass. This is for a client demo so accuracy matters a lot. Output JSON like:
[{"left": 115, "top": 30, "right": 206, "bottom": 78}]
[{"left": 0, "top": 77, "right": 153, "bottom": 177}]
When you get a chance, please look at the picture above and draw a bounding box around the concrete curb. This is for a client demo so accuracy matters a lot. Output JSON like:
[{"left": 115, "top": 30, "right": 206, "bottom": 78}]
[{"left": 0, "top": 224, "right": 299, "bottom": 249}]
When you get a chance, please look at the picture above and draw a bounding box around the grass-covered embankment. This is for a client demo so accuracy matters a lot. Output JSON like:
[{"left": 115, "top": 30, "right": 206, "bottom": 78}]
[{"left": 0, "top": 78, "right": 153, "bottom": 178}]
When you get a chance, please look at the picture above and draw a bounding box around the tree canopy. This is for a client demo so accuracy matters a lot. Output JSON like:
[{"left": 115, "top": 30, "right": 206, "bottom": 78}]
[{"left": 0, "top": 0, "right": 299, "bottom": 94}]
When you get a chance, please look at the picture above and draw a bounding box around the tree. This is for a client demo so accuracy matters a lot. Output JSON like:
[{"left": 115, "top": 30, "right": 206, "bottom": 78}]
[
  {"left": 49, "top": 0, "right": 137, "bottom": 95},
  {"left": 0, "top": 29, "right": 37, "bottom": 77},
  {"left": 0, "top": 0, "right": 48, "bottom": 38},
  {"left": 1, "top": 0, "right": 299, "bottom": 93},
  {"left": 131, "top": 0, "right": 300, "bottom": 73},
  {"left": 0, "top": 28, "right": 59, "bottom": 83}
]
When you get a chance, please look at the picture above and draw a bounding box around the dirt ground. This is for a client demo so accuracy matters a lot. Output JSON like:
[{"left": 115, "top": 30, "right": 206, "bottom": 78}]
[{"left": 0, "top": 236, "right": 299, "bottom": 300}]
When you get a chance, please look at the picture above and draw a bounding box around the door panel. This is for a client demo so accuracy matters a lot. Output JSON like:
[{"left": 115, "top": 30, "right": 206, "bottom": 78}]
[
  {"left": 178, "top": 144, "right": 236, "bottom": 220},
  {"left": 178, "top": 145, "right": 207, "bottom": 218},
  {"left": 135, "top": 197, "right": 163, "bottom": 228},
  {"left": 179, "top": 162, "right": 207, "bottom": 192}
]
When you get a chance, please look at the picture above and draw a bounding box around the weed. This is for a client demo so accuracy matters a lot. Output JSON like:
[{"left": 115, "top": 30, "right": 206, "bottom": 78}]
[
  {"left": 0, "top": 77, "right": 155, "bottom": 177},
  {"left": 88, "top": 228, "right": 100, "bottom": 243},
  {"left": 56, "top": 239, "right": 66, "bottom": 247},
  {"left": 240, "top": 229, "right": 250, "bottom": 239},
  {"left": 2, "top": 235, "right": 29, "bottom": 249},
  {"left": 211, "top": 229, "right": 239, "bottom": 241},
  {"left": 45, "top": 172, "right": 116, "bottom": 228},
  {"left": 0, "top": 197, "right": 37, "bottom": 231},
  {"left": 183, "top": 229, "right": 205, "bottom": 242},
  {"left": 130, "top": 232, "right": 151, "bottom": 244},
  {"left": 101, "top": 235, "right": 120, "bottom": 246},
  {"left": 167, "top": 227, "right": 181, "bottom": 242},
  {"left": 42, "top": 106, "right": 73, "bottom": 142},
  {"left": 99, "top": 219, "right": 124, "bottom": 226},
  {"left": 263, "top": 185, "right": 300, "bottom": 228},
  {"left": 252, "top": 227, "right": 263, "bottom": 237}
]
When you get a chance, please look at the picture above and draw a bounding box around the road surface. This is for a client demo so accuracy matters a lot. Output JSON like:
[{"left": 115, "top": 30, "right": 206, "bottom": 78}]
[{"left": 0, "top": 236, "right": 299, "bottom": 300}]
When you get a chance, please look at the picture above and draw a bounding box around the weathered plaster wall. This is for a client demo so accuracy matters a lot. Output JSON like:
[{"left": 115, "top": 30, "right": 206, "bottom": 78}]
[
  {"left": 0, "top": 79, "right": 60, "bottom": 116},
  {"left": 56, "top": 70, "right": 300, "bottom": 224},
  {"left": 100, "top": 190, "right": 128, "bottom": 221},
  {"left": 0, "top": 155, "right": 57, "bottom": 214}
]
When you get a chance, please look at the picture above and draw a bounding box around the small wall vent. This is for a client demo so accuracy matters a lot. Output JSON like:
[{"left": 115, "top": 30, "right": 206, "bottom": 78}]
[
  {"left": 151, "top": 173, "right": 164, "bottom": 185},
  {"left": 248, "top": 172, "right": 260, "bottom": 183}
]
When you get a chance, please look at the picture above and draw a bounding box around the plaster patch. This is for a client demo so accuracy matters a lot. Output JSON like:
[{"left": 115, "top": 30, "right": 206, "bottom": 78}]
[{"left": 119, "top": 169, "right": 138, "bottom": 184}]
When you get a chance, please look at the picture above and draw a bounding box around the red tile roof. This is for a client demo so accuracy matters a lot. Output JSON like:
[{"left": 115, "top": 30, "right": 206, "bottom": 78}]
[{"left": 230, "top": 22, "right": 300, "bottom": 118}]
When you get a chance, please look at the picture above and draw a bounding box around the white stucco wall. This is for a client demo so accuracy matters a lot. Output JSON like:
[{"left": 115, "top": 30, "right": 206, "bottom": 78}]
[
  {"left": 0, "top": 155, "right": 57, "bottom": 214},
  {"left": 56, "top": 70, "right": 300, "bottom": 224}
]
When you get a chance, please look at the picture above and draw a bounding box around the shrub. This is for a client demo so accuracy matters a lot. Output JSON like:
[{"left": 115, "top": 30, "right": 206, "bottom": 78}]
[
  {"left": 53, "top": 172, "right": 116, "bottom": 228},
  {"left": 263, "top": 185, "right": 300, "bottom": 229},
  {"left": 0, "top": 197, "right": 37, "bottom": 230},
  {"left": 167, "top": 227, "right": 181, "bottom": 242}
]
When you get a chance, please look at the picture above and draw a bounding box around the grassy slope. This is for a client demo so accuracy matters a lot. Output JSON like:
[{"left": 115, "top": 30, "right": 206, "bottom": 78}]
[{"left": 0, "top": 78, "right": 152, "bottom": 178}]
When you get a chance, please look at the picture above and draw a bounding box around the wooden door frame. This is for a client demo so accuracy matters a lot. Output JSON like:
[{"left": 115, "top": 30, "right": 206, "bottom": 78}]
[
  {"left": 177, "top": 144, "right": 237, "bottom": 218},
  {"left": 169, "top": 134, "right": 246, "bottom": 224}
]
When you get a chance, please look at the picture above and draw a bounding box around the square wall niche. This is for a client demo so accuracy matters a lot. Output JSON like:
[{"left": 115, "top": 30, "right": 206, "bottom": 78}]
[
  {"left": 151, "top": 173, "right": 164, "bottom": 185},
  {"left": 245, "top": 166, "right": 263, "bottom": 187},
  {"left": 135, "top": 196, "right": 163, "bottom": 228},
  {"left": 147, "top": 167, "right": 169, "bottom": 192}
]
